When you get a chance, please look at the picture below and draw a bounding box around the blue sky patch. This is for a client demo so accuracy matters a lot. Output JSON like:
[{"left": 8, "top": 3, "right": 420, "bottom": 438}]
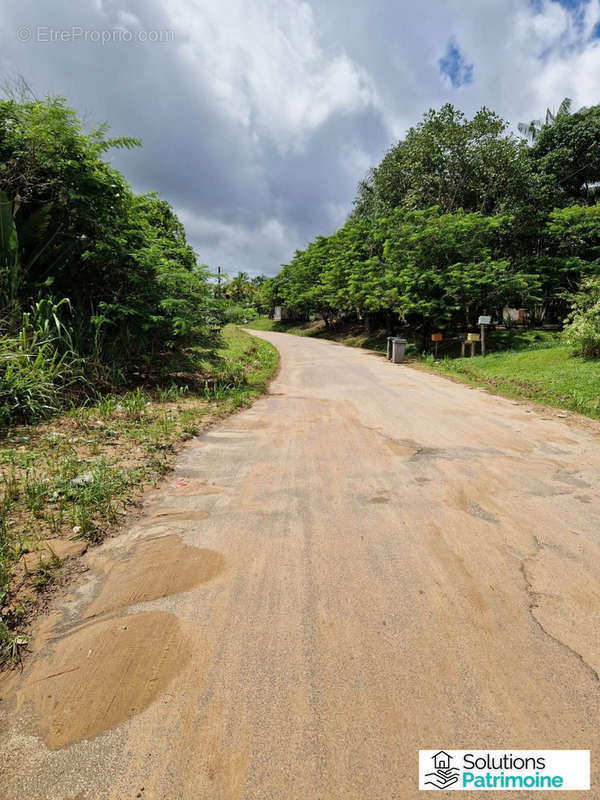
[
  {"left": 438, "top": 41, "right": 474, "bottom": 88},
  {"left": 530, "top": 0, "right": 587, "bottom": 12}
]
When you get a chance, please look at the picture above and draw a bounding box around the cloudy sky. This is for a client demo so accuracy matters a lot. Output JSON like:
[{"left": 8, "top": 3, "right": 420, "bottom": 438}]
[{"left": 1, "top": 0, "right": 600, "bottom": 275}]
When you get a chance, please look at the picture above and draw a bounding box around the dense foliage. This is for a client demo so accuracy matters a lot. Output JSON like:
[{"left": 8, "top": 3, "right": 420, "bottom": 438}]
[
  {"left": 261, "top": 102, "right": 600, "bottom": 355},
  {"left": 564, "top": 276, "right": 600, "bottom": 358},
  {"left": 0, "top": 96, "right": 219, "bottom": 424}
]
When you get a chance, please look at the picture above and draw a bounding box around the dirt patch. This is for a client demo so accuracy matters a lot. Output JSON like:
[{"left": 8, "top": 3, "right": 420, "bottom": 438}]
[
  {"left": 21, "top": 610, "right": 192, "bottom": 749},
  {"left": 20, "top": 539, "right": 88, "bottom": 573},
  {"left": 369, "top": 496, "right": 390, "bottom": 504},
  {"left": 85, "top": 535, "right": 225, "bottom": 618}
]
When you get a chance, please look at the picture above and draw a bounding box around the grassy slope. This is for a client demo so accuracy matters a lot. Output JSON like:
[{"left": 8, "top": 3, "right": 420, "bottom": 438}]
[
  {"left": 419, "top": 345, "right": 600, "bottom": 419},
  {"left": 0, "top": 326, "right": 277, "bottom": 661}
]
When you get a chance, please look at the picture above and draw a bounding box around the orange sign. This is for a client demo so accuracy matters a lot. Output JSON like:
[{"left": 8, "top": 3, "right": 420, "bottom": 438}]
[{"left": 431, "top": 333, "right": 443, "bottom": 342}]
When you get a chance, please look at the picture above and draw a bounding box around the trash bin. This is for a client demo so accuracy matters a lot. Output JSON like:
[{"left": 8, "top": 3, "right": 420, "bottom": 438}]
[
  {"left": 387, "top": 336, "right": 394, "bottom": 360},
  {"left": 391, "top": 337, "right": 407, "bottom": 364}
]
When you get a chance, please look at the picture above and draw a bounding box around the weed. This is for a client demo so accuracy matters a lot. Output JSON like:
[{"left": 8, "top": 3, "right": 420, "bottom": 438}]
[{"left": 33, "top": 549, "right": 63, "bottom": 592}]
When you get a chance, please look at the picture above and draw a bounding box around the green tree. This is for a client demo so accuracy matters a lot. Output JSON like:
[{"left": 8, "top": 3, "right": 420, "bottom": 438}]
[
  {"left": 354, "top": 104, "right": 533, "bottom": 216},
  {"left": 531, "top": 105, "right": 600, "bottom": 204},
  {"left": 518, "top": 97, "right": 572, "bottom": 142}
]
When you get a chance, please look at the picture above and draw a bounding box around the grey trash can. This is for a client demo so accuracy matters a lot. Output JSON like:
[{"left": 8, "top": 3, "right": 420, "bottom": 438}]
[
  {"left": 387, "top": 336, "right": 394, "bottom": 360},
  {"left": 391, "top": 337, "right": 407, "bottom": 364}
]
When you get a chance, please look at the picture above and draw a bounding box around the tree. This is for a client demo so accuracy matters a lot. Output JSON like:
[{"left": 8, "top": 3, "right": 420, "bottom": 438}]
[
  {"left": 353, "top": 104, "right": 533, "bottom": 217},
  {"left": 0, "top": 95, "right": 218, "bottom": 368},
  {"left": 378, "top": 208, "right": 538, "bottom": 339},
  {"left": 518, "top": 97, "right": 572, "bottom": 143},
  {"left": 531, "top": 104, "right": 600, "bottom": 204}
]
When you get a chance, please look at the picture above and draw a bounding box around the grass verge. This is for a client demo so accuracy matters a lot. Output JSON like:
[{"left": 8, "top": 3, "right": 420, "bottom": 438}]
[
  {"left": 0, "top": 326, "right": 277, "bottom": 663},
  {"left": 418, "top": 345, "right": 600, "bottom": 419}
]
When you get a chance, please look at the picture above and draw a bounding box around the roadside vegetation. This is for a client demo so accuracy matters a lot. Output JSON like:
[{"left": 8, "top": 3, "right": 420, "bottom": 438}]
[
  {"left": 0, "top": 87, "right": 278, "bottom": 663},
  {"left": 422, "top": 345, "right": 600, "bottom": 419},
  {"left": 0, "top": 325, "right": 277, "bottom": 662},
  {"left": 240, "top": 100, "right": 600, "bottom": 417},
  {"left": 248, "top": 102, "right": 600, "bottom": 359}
]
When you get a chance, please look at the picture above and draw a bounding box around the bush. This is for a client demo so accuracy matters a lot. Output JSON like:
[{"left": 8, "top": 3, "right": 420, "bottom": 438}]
[
  {"left": 224, "top": 305, "right": 258, "bottom": 324},
  {"left": 563, "top": 277, "right": 600, "bottom": 358},
  {"left": 0, "top": 96, "right": 222, "bottom": 425}
]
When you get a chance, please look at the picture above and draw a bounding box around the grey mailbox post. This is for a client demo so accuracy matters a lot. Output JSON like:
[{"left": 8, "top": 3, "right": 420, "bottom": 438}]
[
  {"left": 391, "top": 337, "right": 407, "bottom": 364},
  {"left": 387, "top": 337, "right": 394, "bottom": 360},
  {"left": 478, "top": 315, "right": 491, "bottom": 357}
]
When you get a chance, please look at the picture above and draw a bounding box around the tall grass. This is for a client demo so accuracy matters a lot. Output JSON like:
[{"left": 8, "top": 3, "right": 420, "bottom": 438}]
[{"left": 0, "top": 303, "right": 83, "bottom": 425}]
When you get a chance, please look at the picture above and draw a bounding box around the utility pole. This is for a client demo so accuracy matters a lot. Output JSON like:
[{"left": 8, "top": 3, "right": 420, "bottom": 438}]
[{"left": 217, "top": 266, "right": 221, "bottom": 299}]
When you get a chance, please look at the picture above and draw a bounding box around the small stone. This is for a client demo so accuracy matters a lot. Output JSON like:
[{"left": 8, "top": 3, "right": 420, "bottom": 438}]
[
  {"left": 72, "top": 525, "right": 82, "bottom": 535},
  {"left": 71, "top": 471, "right": 94, "bottom": 486}
]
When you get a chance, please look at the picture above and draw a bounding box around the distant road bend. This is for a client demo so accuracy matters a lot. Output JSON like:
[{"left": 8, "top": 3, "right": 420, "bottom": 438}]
[{"left": 1, "top": 330, "right": 599, "bottom": 799}]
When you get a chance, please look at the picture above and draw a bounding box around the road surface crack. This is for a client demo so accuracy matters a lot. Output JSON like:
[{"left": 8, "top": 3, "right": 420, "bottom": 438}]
[{"left": 519, "top": 536, "right": 599, "bottom": 683}]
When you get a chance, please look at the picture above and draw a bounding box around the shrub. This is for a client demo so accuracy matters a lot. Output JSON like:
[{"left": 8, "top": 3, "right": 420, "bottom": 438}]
[
  {"left": 224, "top": 305, "right": 258, "bottom": 324},
  {"left": 563, "top": 276, "right": 600, "bottom": 358}
]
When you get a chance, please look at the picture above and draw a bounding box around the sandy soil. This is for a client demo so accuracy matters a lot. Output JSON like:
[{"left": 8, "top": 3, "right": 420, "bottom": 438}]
[{"left": 0, "top": 330, "right": 599, "bottom": 799}]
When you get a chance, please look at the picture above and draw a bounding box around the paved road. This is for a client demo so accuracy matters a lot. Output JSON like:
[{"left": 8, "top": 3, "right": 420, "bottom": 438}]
[{"left": 1, "top": 331, "right": 599, "bottom": 799}]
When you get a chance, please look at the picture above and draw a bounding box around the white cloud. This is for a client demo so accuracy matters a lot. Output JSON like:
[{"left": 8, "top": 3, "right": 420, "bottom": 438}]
[
  {"left": 165, "top": 0, "right": 377, "bottom": 148},
  {"left": 3, "top": 0, "right": 600, "bottom": 276}
]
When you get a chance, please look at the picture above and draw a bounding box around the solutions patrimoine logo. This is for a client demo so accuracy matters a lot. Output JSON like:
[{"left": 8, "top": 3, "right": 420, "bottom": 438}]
[{"left": 420, "top": 749, "right": 589, "bottom": 791}]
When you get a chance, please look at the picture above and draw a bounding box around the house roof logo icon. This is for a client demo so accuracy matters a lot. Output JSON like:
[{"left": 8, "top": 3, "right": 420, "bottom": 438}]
[
  {"left": 425, "top": 751, "right": 460, "bottom": 789},
  {"left": 433, "top": 751, "right": 452, "bottom": 769}
]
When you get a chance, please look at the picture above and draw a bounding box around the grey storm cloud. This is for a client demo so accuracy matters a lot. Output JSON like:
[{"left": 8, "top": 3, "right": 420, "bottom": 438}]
[{"left": 1, "top": 0, "right": 600, "bottom": 274}]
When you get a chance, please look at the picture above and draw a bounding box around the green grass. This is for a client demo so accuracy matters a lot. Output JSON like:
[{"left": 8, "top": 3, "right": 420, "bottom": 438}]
[
  {"left": 0, "top": 325, "right": 277, "bottom": 663},
  {"left": 423, "top": 345, "right": 600, "bottom": 419}
]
